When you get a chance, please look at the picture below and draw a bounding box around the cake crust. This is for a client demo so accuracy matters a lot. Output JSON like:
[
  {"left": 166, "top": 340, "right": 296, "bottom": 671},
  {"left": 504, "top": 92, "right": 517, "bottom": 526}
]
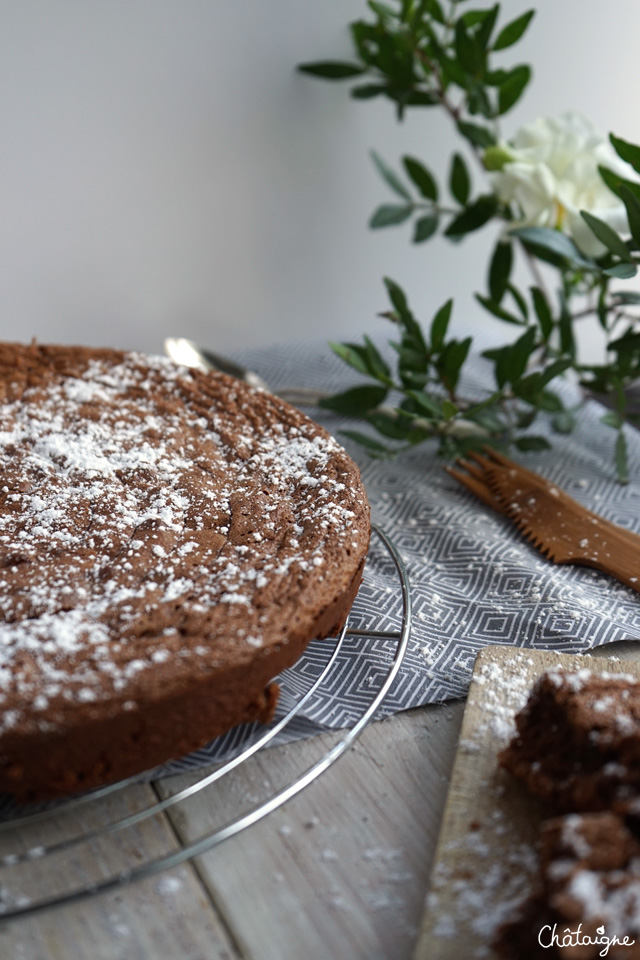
[
  {"left": 496, "top": 668, "right": 640, "bottom": 957},
  {"left": 499, "top": 667, "right": 640, "bottom": 812},
  {"left": 495, "top": 812, "right": 640, "bottom": 959},
  {"left": 0, "top": 341, "right": 370, "bottom": 800}
]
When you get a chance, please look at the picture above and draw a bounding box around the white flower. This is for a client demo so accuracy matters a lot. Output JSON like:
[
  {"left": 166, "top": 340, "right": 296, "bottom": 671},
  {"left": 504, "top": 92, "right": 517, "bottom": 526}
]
[{"left": 487, "top": 111, "right": 631, "bottom": 258}]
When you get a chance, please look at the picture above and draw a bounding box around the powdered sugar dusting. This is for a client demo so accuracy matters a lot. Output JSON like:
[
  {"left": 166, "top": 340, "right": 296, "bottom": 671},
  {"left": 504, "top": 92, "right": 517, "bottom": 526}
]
[
  {"left": 428, "top": 834, "right": 538, "bottom": 950},
  {"left": 561, "top": 813, "right": 594, "bottom": 859},
  {"left": 0, "top": 351, "right": 368, "bottom": 734},
  {"left": 425, "top": 649, "right": 640, "bottom": 955},
  {"left": 463, "top": 651, "right": 536, "bottom": 747},
  {"left": 567, "top": 866, "right": 640, "bottom": 936},
  {"left": 425, "top": 650, "right": 544, "bottom": 955}
]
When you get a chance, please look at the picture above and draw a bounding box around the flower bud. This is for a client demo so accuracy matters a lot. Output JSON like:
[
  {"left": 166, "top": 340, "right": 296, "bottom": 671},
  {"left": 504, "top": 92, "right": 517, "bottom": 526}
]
[{"left": 483, "top": 145, "right": 514, "bottom": 172}]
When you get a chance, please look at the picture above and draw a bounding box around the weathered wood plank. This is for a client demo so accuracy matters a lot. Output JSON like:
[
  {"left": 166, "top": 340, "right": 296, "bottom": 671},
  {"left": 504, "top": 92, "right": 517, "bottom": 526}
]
[
  {"left": 0, "top": 695, "right": 468, "bottom": 960},
  {"left": 156, "top": 704, "right": 464, "bottom": 960},
  {"left": 0, "top": 782, "right": 240, "bottom": 960}
]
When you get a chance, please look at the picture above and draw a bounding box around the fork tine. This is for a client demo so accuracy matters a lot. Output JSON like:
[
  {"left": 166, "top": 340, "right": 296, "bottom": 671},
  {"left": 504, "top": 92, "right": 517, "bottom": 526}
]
[
  {"left": 454, "top": 458, "right": 490, "bottom": 484},
  {"left": 465, "top": 450, "right": 497, "bottom": 472},
  {"left": 510, "top": 514, "right": 561, "bottom": 563},
  {"left": 451, "top": 454, "right": 512, "bottom": 514},
  {"left": 481, "top": 445, "right": 546, "bottom": 485},
  {"left": 479, "top": 445, "right": 513, "bottom": 467},
  {"left": 444, "top": 465, "right": 508, "bottom": 514},
  {"left": 480, "top": 445, "right": 640, "bottom": 550},
  {"left": 472, "top": 447, "right": 554, "bottom": 507}
]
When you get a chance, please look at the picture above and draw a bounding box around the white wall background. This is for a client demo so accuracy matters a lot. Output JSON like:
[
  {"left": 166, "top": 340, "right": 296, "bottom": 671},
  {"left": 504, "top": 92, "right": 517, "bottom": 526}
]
[{"left": 0, "top": 1, "right": 638, "bottom": 361}]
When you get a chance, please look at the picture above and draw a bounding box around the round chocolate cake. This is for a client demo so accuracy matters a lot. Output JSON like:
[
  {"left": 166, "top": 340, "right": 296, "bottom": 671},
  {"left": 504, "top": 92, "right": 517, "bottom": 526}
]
[{"left": 0, "top": 342, "right": 370, "bottom": 801}]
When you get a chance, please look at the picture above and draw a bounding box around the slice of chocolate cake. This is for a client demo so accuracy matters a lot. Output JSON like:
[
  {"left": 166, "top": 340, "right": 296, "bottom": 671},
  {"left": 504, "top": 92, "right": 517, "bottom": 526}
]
[
  {"left": 0, "top": 341, "right": 370, "bottom": 801},
  {"left": 495, "top": 811, "right": 640, "bottom": 959},
  {"left": 499, "top": 667, "right": 640, "bottom": 812}
]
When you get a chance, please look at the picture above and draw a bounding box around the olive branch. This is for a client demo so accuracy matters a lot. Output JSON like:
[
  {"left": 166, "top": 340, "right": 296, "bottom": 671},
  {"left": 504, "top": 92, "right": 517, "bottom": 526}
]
[{"left": 299, "top": 1, "right": 640, "bottom": 482}]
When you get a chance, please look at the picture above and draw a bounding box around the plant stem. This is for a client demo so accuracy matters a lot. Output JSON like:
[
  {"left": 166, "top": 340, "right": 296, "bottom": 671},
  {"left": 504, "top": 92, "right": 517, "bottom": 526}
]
[{"left": 519, "top": 239, "right": 552, "bottom": 302}]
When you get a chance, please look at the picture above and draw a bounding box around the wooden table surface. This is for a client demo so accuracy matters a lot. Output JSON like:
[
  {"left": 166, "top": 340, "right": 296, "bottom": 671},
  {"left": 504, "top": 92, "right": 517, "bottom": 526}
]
[
  {"left": 3, "top": 640, "right": 637, "bottom": 960},
  {"left": 0, "top": 701, "right": 465, "bottom": 960}
]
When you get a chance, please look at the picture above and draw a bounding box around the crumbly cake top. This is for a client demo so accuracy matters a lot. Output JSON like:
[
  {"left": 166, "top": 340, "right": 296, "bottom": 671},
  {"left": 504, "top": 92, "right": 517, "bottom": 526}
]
[
  {"left": 542, "top": 812, "right": 640, "bottom": 939},
  {"left": 0, "top": 343, "right": 369, "bottom": 736},
  {"left": 540, "top": 668, "right": 640, "bottom": 744}
]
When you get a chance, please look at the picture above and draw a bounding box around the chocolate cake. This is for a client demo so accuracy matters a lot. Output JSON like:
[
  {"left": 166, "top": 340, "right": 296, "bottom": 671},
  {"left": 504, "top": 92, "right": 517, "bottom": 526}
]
[
  {"left": 499, "top": 667, "right": 640, "bottom": 812},
  {"left": 495, "top": 811, "right": 640, "bottom": 959},
  {"left": 0, "top": 341, "right": 370, "bottom": 801}
]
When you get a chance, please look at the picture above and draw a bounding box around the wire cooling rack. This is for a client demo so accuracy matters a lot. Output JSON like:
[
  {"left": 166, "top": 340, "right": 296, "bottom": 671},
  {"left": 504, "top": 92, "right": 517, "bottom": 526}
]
[{"left": 0, "top": 523, "right": 411, "bottom": 921}]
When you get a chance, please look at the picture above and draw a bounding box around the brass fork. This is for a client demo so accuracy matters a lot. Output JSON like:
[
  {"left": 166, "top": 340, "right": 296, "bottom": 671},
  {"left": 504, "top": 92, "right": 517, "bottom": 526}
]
[{"left": 446, "top": 448, "right": 640, "bottom": 594}]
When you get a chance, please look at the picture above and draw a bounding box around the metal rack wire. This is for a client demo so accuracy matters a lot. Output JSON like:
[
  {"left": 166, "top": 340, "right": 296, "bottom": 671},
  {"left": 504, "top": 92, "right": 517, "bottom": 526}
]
[{"left": 0, "top": 523, "right": 411, "bottom": 921}]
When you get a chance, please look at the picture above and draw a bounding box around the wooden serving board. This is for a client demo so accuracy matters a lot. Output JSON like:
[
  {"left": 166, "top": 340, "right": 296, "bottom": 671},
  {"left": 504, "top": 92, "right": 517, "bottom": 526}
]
[{"left": 413, "top": 641, "right": 640, "bottom": 960}]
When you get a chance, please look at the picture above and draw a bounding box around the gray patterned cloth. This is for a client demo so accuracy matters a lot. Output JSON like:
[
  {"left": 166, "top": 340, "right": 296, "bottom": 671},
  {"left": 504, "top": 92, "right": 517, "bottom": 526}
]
[{"left": 156, "top": 337, "right": 640, "bottom": 775}]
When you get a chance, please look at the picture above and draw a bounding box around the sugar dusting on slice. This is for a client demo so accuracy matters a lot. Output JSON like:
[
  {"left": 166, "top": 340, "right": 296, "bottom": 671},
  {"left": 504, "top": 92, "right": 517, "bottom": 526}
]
[{"left": 427, "top": 653, "right": 640, "bottom": 955}]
